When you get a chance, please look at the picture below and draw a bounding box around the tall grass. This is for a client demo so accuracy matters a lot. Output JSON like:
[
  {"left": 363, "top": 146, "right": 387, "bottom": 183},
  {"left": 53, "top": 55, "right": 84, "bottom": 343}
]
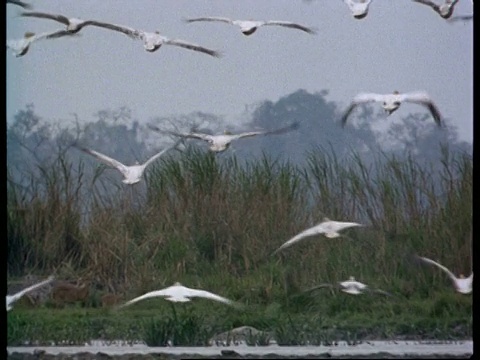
[
  {"left": 7, "top": 144, "right": 472, "bottom": 305},
  {"left": 7, "top": 155, "right": 87, "bottom": 276}
]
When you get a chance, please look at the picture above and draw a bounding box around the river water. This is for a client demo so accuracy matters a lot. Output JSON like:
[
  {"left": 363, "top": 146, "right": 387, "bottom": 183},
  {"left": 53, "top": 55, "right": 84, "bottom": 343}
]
[{"left": 7, "top": 340, "right": 474, "bottom": 358}]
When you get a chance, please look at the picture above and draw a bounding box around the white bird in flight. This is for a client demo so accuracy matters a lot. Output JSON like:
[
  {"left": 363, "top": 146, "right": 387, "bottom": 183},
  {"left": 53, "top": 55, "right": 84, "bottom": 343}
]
[
  {"left": 7, "top": 276, "right": 55, "bottom": 311},
  {"left": 415, "top": 255, "right": 473, "bottom": 294},
  {"left": 412, "top": 0, "right": 460, "bottom": 19},
  {"left": 76, "top": 140, "right": 180, "bottom": 185},
  {"left": 19, "top": 11, "right": 138, "bottom": 38},
  {"left": 7, "top": 0, "right": 32, "bottom": 9},
  {"left": 117, "top": 282, "right": 240, "bottom": 309},
  {"left": 305, "top": 276, "right": 394, "bottom": 297},
  {"left": 148, "top": 122, "right": 299, "bottom": 153},
  {"left": 183, "top": 16, "right": 317, "bottom": 36},
  {"left": 273, "top": 217, "right": 363, "bottom": 254},
  {"left": 48, "top": 20, "right": 223, "bottom": 57},
  {"left": 7, "top": 30, "right": 79, "bottom": 57},
  {"left": 342, "top": 0, "right": 374, "bottom": 19},
  {"left": 341, "top": 91, "right": 443, "bottom": 128},
  {"left": 128, "top": 29, "right": 222, "bottom": 57}
]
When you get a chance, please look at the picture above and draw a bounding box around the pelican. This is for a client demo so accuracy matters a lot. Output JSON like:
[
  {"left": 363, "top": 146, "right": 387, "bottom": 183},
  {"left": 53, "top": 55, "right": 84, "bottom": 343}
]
[
  {"left": 272, "top": 217, "right": 363, "bottom": 254},
  {"left": 305, "top": 276, "right": 394, "bottom": 296},
  {"left": 415, "top": 255, "right": 473, "bottom": 294},
  {"left": 19, "top": 11, "right": 138, "bottom": 38},
  {"left": 7, "top": 0, "right": 32, "bottom": 9},
  {"left": 148, "top": 122, "right": 299, "bottom": 153},
  {"left": 117, "top": 282, "right": 241, "bottom": 309},
  {"left": 343, "top": 0, "right": 374, "bottom": 19},
  {"left": 7, "top": 30, "right": 79, "bottom": 57},
  {"left": 7, "top": 276, "right": 55, "bottom": 311},
  {"left": 67, "top": 23, "right": 222, "bottom": 57},
  {"left": 130, "top": 30, "right": 222, "bottom": 56},
  {"left": 75, "top": 140, "right": 180, "bottom": 185},
  {"left": 412, "top": 0, "right": 460, "bottom": 19},
  {"left": 183, "top": 16, "right": 317, "bottom": 36},
  {"left": 341, "top": 91, "right": 443, "bottom": 128}
]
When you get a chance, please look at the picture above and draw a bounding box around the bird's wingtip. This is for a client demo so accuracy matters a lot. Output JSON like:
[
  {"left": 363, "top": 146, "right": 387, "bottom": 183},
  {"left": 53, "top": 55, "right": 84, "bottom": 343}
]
[
  {"left": 290, "top": 121, "right": 301, "bottom": 130},
  {"left": 147, "top": 123, "right": 161, "bottom": 132},
  {"left": 411, "top": 254, "right": 427, "bottom": 265},
  {"left": 115, "top": 302, "right": 128, "bottom": 311},
  {"left": 12, "top": 11, "right": 26, "bottom": 19},
  {"left": 271, "top": 246, "right": 284, "bottom": 256},
  {"left": 231, "top": 300, "right": 245, "bottom": 309}
]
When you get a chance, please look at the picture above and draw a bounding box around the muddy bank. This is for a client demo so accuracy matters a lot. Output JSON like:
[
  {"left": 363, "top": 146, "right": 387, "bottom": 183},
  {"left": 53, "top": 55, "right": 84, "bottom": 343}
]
[{"left": 7, "top": 350, "right": 474, "bottom": 359}]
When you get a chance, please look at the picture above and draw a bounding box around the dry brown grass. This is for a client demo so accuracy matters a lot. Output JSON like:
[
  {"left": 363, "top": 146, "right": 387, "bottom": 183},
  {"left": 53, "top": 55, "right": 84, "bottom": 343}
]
[
  {"left": 100, "top": 293, "right": 122, "bottom": 308},
  {"left": 51, "top": 280, "right": 90, "bottom": 307}
]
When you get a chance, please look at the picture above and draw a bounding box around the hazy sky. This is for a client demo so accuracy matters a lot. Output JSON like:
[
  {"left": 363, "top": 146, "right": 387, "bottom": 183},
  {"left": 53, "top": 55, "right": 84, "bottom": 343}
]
[{"left": 6, "top": 0, "right": 473, "bottom": 143}]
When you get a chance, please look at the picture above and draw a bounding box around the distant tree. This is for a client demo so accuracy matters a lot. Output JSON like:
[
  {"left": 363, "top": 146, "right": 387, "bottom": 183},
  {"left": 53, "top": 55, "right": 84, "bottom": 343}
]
[{"left": 239, "top": 89, "right": 377, "bottom": 164}]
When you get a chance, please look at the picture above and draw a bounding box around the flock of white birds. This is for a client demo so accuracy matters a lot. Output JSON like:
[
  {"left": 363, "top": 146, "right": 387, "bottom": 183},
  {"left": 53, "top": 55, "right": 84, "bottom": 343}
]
[{"left": 6, "top": 0, "right": 472, "bottom": 314}]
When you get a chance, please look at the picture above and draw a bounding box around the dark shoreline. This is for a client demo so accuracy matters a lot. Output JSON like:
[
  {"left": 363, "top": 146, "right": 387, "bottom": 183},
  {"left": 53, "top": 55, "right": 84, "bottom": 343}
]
[
  {"left": 7, "top": 340, "right": 474, "bottom": 360},
  {"left": 7, "top": 351, "right": 474, "bottom": 360}
]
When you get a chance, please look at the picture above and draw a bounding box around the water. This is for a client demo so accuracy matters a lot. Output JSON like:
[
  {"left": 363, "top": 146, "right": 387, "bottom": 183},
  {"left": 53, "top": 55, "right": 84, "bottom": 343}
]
[{"left": 7, "top": 340, "right": 474, "bottom": 358}]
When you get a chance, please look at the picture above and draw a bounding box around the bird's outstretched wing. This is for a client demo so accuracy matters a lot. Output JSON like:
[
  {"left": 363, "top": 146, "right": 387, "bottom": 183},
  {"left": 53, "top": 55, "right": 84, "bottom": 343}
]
[
  {"left": 190, "top": 289, "right": 238, "bottom": 307},
  {"left": 77, "top": 147, "right": 128, "bottom": 172},
  {"left": 401, "top": 91, "right": 442, "bottom": 127},
  {"left": 81, "top": 21, "right": 139, "bottom": 39},
  {"left": 447, "top": 14, "right": 473, "bottom": 22},
  {"left": 164, "top": 38, "right": 222, "bottom": 58},
  {"left": 148, "top": 124, "right": 212, "bottom": 141},
  {"left": 341, "top": 104, "right": 360, "bottom": 127},
  {"left": 412, "top": 0, "right": 441, "bottom": 12},
  {"left": 143, "top": 139, "right": 183, "bottom": 167},
  {"left": 368, "top": 288, "right": 395, "bottom": 297},
  {"left": 235, "top": 122, "right": 300, "bottom": 140},
  {"left": 263, "top": 21, "right": 317, "bottom": 34},
  {"left": 415, "top": 255, "right": 458, "bottom": 282},
  {"left": 183, "top": 16, "right": 234, "bottom": 24},
  {"left": 117, "top": 290, "right": 169, "bottom": 309},
  {"left": 303, "top": 283, "right": 335, "bottom": 293},
  {"left": 341, "top": 93, "right": 385, "bottom": 127},
  {"left": 20, "top": 11, "right": 71, "bottom": 26},
  {"left": 8, "top": 276, "right": 55, "bottom": 304},
  {"left": 39, "top": 29, "right": 81, "bottom": 40},
  {"left": 7, "top": 0, "right": 32, "bottom": 9},
  {"left": 328, "top": 221, "right": 363, "bottom": 232},
  {"left": 273, "top": 225, "right": 325, "bottom": 255},
  {"left": 446, "top": 0, "right": 460, "bottom": 6}
]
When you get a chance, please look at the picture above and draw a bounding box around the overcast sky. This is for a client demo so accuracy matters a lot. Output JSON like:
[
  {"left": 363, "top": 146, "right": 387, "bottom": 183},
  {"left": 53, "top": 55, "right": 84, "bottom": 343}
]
[{"left": 6, "top": 0, "right": 473, "bottom": 143}]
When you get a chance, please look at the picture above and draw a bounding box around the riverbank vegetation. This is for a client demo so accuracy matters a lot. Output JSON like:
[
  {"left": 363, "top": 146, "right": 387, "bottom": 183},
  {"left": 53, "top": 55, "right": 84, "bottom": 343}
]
[{"left": 7, "top": 144, "right": 472, "bottom": 345}]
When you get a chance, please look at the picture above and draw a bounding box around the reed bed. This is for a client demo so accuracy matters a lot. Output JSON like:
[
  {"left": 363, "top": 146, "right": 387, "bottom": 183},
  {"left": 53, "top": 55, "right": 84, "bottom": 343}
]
[{"left": 7, "top": 144, "right": 472, "bottom": 310}]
